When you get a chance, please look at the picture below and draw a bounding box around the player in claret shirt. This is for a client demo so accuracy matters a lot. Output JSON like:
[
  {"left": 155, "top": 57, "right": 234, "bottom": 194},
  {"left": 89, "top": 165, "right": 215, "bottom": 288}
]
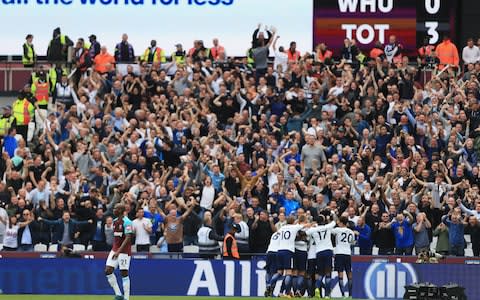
[{"left": 105, "top": 203, "right": 133, "bottom": 300}]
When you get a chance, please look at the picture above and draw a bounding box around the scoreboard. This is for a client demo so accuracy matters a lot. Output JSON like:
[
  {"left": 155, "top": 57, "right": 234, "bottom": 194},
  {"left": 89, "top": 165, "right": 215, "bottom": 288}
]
[{"left": 313, "top": 0, "right": 458, "bottom": 56}]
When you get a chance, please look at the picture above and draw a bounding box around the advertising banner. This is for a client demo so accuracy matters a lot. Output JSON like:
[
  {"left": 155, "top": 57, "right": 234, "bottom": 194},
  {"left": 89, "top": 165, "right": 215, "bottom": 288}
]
[{"left": 0, "top": 257, "right": 478, "bottom": 299}]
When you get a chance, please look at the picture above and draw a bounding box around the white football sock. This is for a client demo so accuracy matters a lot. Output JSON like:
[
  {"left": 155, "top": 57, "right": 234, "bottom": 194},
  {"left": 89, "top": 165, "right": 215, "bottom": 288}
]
[
  {"left": 122, "top": 276, "right": 130, "bottom": 300},
  {"left": 106, "top": 273, "right": 122, "bottom": 296}
]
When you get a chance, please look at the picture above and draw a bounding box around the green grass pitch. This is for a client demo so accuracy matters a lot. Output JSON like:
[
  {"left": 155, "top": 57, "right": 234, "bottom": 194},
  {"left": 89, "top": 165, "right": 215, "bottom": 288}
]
[{"left": 0, "top": 296, "right": 366, "bottom": 300}]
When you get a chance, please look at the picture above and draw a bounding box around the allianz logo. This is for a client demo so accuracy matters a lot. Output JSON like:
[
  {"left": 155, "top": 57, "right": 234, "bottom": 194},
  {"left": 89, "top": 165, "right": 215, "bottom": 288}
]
[{"left": 364, "top": 262, "right": 418, "bottom": 299}]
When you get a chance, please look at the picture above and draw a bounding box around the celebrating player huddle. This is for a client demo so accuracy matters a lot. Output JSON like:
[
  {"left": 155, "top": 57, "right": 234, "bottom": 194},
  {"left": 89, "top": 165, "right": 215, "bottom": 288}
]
[{"left": 265, "top": 213, "right": 356, "bottom": 299}]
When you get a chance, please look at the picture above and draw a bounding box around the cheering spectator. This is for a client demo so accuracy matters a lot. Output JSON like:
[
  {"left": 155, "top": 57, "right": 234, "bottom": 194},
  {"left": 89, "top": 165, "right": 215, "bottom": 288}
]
[
  {"left": 442, "top": 212, "right": 466, "bottom": 256},
  {"left": 413, "top": 212, "right": 431, "bottom": 254},
  {"left": 132, "top": 207, "right": 152, "bottom": 252},
  {"left": 39, "top": 211, "right": 92, "bottom": 250}
]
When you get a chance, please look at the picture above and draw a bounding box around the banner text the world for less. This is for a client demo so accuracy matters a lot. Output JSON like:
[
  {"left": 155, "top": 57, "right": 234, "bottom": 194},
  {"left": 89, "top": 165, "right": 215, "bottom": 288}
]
[{"left": 0, "top": 0, "right": 233, "bottom": 5}]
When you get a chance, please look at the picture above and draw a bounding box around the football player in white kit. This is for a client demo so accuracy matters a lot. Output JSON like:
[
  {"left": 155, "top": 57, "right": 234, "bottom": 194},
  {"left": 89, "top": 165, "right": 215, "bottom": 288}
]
[
  {"left": 332, "top": 216, "right": 356, "bottom": 298},
  {"left": 275, "top": 216, "right": 308, "bottom": 297},
  {"left": 264, "top": 231, "right": 281, "bottom": 297},
  {"left": 292, "top": 214, "right": 309, "bottom": 297},
  {"left": 306, "top": 214, "right": 336, "bottom": 299},
  {"left": 306, "top": 226, "right": 318, "bottom": 297}
]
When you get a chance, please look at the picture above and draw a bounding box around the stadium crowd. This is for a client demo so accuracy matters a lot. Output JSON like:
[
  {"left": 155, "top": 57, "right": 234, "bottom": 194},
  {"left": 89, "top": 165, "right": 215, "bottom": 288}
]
[{"left": 0, "top": 25, "right": 480, "bottom": 259}]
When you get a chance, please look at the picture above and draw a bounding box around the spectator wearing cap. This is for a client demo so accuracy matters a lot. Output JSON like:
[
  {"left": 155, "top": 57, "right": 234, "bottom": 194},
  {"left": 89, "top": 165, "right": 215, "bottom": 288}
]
[
  {"left": 223, "top": 222, "right": 240, "bottom": 259},
  {"left": 88, "top": 34, "right": 101, "bottom": 59},
  {"left": 22, "top": 34, "right": 36, "bottom": 68},
  {"left": 172, "top": 44, "right": 186, "bottom": 65},
  {"left": 0, "top": 105, "right": 15, "bottom": 137}
]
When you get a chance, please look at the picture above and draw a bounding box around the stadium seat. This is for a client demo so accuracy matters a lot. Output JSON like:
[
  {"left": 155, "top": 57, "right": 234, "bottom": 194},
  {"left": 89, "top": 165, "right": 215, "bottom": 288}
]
[
  {"left": 86, "top": 244, "right": 93, "bottom": 251},
  {"left": 34, "top": 244, "right": 47, "bottom": 252},
  {"left": 353, "top": 246, "right": 360, "bottom": 255},
  {"left": 183, "top": 245, "right": 199, "bottom": 253},
  {"left": 465, "top": 248, "right": 474, "bottom": 257},
  {"left": 48, "top": 244, "right": 58, "bottom": 252},
  {"left": 150, "top": 245, "right": 160, "bottom": 253},
  {"left": 372, "top": 247, "right": 379, "bottom": 255},
  {"left": 73, "top": 244, "right": 86, "bottom": 251},
  {"left": 131, "top": 245, "right": 137, "bottom": 253},
  {"left": 0, "top": 244, "right": 3, "bottom": 250}
]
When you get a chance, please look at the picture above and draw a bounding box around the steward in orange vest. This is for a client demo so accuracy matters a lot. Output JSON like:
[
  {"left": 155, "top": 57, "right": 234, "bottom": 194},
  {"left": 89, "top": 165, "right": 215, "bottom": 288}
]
[{"left": 223, "top": 223, "right": 240, "bottom": 260}]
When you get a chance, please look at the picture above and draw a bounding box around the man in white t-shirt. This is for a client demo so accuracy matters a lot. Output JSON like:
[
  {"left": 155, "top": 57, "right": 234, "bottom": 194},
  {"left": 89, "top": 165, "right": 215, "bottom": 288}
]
[
  {"left": 273, "top": 35, "right": 288, "bottom": 73},
  {"left": 462, "top": 38, "right": 480, "bottom": 66},
  {"left": 132, "top": 208, "right": 152, "bottom": 252}
]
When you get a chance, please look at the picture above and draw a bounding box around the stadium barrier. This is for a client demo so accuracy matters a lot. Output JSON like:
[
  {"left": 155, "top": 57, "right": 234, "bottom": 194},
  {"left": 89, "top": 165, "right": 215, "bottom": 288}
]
[{"left": 0, "top": 253, "right": 478, "bottom": 299}]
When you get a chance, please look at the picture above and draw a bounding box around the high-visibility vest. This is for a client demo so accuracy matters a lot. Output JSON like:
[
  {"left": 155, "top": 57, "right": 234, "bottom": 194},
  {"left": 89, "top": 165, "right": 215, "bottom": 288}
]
[
  {"left": 223, "top": 233, "right": 239, "bottom": 259},
  {"left": 369, "top": 48, "right": 384, "bottom": 59},
  {"left": 13, "top": 99, "right": 34, "bottom": 125},
  {"left": 210, "top": 46, "right": 224, "bottom": 60},
  {"left": 142, "top": 47, "right": 166, "bottom": 63},
  {"left": 247, "top": 48, "right": 254, "bottom": 66},
  {"left": 0, "top": 115, "right": 15, "bottom": 136},
  {"left": 49, "top": 67, "right": 59, "bottom": 93},
  {"left": 418, "top": 45, "right": 435, "bottom": 58},
  {"left": 22, "top": 43, "right": 35, "bottom": 66},
  {"left": 172, "top": 51, "right": 186, "bottom": 64},
  {"left": 317, "top": 49, "right": 332, "bottom": 62},
  {"left": 287, "top": 50, "right": 301, "bottom": 62},
  {"left": 197, "top": 227, "right": 220, "bottom": 253},
  {"left": 356, "top": 52, "right": 367, "bottom": 64},
  {"left": 34, "top": 82, "right": 49, "bottom": 106}
]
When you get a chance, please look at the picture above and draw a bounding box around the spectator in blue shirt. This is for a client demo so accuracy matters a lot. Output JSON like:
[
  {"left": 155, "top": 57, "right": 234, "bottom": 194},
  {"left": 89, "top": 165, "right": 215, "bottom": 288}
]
[
  {"left": 442, "top": 213, "right": 466, "bottom": 256},
  {"left": 267, "top": 183, "right": 285, "bottom": 214},
  {"left": 144, "top": 203, "right": 164, "bottom": 245},
  {"left": 203, "top": 162, "right": 225, "bottom": 191},
  {"left": 3, "top": 127, "right": 18, "bottom": 158},
  {"left": 280, "top": 190, "right": 299, "bottom": 216},
  {"left": 389, "top": 210, "right": 414, "bottom": 255},
  {"left": 354, "top": 216, "right": 373, "bottom": 255}
]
